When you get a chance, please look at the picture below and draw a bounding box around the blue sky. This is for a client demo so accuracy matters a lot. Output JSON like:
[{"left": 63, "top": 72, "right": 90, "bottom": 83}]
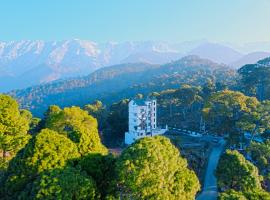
[{"left": 1, "top": 0, "right": 270, "bottom": 43}]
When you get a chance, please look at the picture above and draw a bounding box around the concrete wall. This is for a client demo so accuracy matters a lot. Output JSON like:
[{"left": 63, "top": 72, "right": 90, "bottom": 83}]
[{"left": 125, "top": 99, "right": 162, "bottom": 145}]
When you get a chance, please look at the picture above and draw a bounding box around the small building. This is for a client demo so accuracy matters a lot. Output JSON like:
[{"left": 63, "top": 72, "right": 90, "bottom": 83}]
[{"left": 125, "top": 97, "right": 167, "bottom": 144}]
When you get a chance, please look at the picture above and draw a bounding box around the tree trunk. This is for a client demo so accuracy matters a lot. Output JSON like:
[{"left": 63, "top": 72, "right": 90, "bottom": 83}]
[{"left": 3, "top": 150, "right": 7, "bottom": 161}]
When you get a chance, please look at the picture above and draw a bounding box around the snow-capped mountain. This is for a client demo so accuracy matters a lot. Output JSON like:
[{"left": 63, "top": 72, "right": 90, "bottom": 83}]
[
  {"left": 0, "top": 40, "right": 100, "bottom": 77},
  {"left": 0, "top": 39, "right": 269, "bottom": 92},
  {"left": 0, "top": 40, "right": 102, "bottom": 89},
  {"left": 0, "top": 39, "right": 189, "bottom": 92}
]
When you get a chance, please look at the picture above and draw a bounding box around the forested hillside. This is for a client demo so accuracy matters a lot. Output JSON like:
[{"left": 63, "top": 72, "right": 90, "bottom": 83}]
[
  {"left": 0, "top": 94, "right": 201, "bottom": 199},
  {"left": 1, "top": 57, "right": 270, "bottom": 199},
  {"left": 9, "top": 56, "right": 236, "bottom": 116},
  {"left": 238, "top": 57, "right": 270, "bottom": 101}
]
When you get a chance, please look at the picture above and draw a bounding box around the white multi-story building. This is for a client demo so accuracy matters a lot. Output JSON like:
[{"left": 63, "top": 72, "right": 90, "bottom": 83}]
[{"left": 125, "top": 98, "right": 167, "bottom": 144}]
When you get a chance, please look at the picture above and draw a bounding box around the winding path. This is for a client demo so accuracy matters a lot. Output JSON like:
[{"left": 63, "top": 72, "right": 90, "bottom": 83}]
[{"left": 196, "top": 139, "right": 226, "bottom": 200}]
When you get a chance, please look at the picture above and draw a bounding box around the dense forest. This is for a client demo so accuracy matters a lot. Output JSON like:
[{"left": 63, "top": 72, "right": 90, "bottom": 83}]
[
  {"left": 9, "top": 56, "right": 236, "bottom": 116},
  {"left": 78, "top": 57, "right": 270, "bottom": 146},
  {"left": 1, "top": 56, "right": 270, "bottom": 199},
  {"left": 0, "top": 95, "right": 200, "bottom": 199}
]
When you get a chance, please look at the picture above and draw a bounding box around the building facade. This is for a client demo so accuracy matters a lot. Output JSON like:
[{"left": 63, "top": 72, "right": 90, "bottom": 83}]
[{"left": 125, "top": 98, "right": 167, "bottom": 144}]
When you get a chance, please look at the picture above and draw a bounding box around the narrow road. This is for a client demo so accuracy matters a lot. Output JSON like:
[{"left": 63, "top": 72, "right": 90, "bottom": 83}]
[{"left": 196, "top": 139, "right": 226, "bottom": 200}]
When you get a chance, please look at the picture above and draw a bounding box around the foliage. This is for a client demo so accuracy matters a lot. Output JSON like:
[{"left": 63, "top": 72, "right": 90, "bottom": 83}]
[
  {"left": 219, "top": 189, "right": 270, "bottom": 200},
  {"left": 216, "top": 150, "right": 262, "bottom": 192},
  {"left": 106, "top": 99, "right": 129, "bottom": 145},
  {"left": 219, "top": 190, "right": 247, "bottom": 200},
  {"left": 1, "top": 129, "right": 80, "bottom": 199},
  {"left": 247, "top": 140, "right": 270, "bottom": 191},
  {"left": 155, "top": 85, "right": 204, "bottom": 131},
  {"left": 203, "top": 90, "right": 260, "bottom": 145},
  {"left": 84, "top": 100, "right": 108, "bottom": 130},
  {"left": 238, "top": 100, "right": 270, "bottom": 143},
  {"left": 0, "top": 157, "right": 8, "bottom": 180},
  {"left": 248, "top": 140, "right": 270, "bottom": 174},
  {"left": 20, "top": 109, "right": 41, "bottom": 134},
  {"left": 3, "top": 56, "right": 270, "bottom": 199},
  {"left": 24, "top": 167, "right": 98, "bottom": 200},
  {"left": 79, "top": 153, "right": 117, "bottom": 199},
  {"left": 202, "top": 78, "right": 217, "bottom": 98},
  {"left": 44, "top": 106, "right": 108, "bottom": 155},
  {"left": 173, "top": 84, "right": 203, "bottom": 107},
  {"left": 116, "top": 136, "right": 200, "bottom": 200},
  {"left": 0, "top": 94, "right": 31, "bottom": 160},
  {"left": 238, "top": 58, "right": 270, "bottom": 101},
  {"left": 243, "top": 189, "right": 270, "bottom": 200}
]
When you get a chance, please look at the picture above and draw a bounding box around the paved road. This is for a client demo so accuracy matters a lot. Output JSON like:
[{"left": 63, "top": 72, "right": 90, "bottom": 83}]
[{"left": 196, "top": 139, "right": 226, "bottom": 200}]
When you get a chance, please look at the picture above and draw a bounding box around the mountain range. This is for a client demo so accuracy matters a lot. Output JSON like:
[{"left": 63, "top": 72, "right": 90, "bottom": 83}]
[
  {"left": 9, "top": 56, "right": 236, "bottom": 116},
  {"left": 0, "top": 39, "right": 269, "bottom": 92}
]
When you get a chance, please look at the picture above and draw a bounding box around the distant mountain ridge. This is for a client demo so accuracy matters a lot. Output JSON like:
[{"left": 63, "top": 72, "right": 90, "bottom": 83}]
[
  {"left": 188, "top": 43, "right": 243, "bottom": 64},
  {"left": 0, "top": 39, "right": 269, "bottom": 92},
  {"left": 231, "top": 52, "right": 270, "bottom": 69},
  {"left": 9, "top": 56, "right": 236, "bottom": 116},
  {"left": 0, "top": 40, "right": 191, "bottom": 91}
]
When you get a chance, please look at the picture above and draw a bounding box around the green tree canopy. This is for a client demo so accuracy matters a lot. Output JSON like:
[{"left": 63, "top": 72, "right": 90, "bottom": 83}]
[
  {"left": 219, "top": 190, "right": 247, "bottom": 200},
  {"left": 248, "top": 140, "right": 270, "bottom": 176},
  {"left": 116, "top": 136, "right": 200, "bottom": 200},
  {"left": 155, "top": 85, "right": 203, "bottom": 129},
  {"left": 173, "top": 84, "right": 202, "bottom": 107},
  {"left": 84, "top": 100, "right": 107, "bottom": 130},
  {"left": 237, "top": 100, "right": 270, "bottom": 144},
  {"left": 219, "top": 189, "right": 270, "bottom": 200},
  {"left": 25, "top": 167, "right": 98, "bottom": 200},
  {"left": 0, "top": 94, "right": 31, "bottom": 160},
  {"left": 216, "top": 150, "right": 262, "bottom": 192},
  {"left": 107, "top": 99, "right": 129, "bottom": 144},
  {"left": 238, "top": 58, "right": 270, "bottom": 101},
  {"left": 203, "top": 90, "right": 259, "bottom": 144},
  {"left": 45, "top": 106, "right": 108, "bottom": 155},
  {"left": 79, "top": 153, "right": 117, "bottom": 199},
  {"left": 202, "top": 78, "right": 216, "bottom": 98},
  {"left": 84, "top": 100, "right": 103, "bottom": 115},
  {"left": 20, "top": 109, "right": 41, "bottom": 134},
  {"left": 1, "top": 129, "right": 80, "bottom": 198}
]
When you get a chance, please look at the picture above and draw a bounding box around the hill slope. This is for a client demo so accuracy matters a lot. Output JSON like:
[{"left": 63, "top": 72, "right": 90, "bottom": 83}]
[
  {"left": 188, "top": 43, "right": 243, "bottom": 64},
  {"left": 0, "top": 40, "right": 239, "bottom": 92},
  {"left": 231, "top": 52, "right": 270, "bottom": 69},
  {"left": 0, "top": 40, "right": 196, "bottom": 92},
  {"left": 9, "top": 56, "right": 236, "bottom": 116}
]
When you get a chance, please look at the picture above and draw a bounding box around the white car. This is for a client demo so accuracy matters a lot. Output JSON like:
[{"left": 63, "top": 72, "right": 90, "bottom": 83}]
[{"left": 189, "top": 132, "right": 202, "bottom": 137}]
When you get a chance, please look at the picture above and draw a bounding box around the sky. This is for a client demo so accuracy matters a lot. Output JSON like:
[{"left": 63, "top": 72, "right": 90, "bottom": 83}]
[{"left": 1, "top": 0, "right": 270, "bottom": 44}]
